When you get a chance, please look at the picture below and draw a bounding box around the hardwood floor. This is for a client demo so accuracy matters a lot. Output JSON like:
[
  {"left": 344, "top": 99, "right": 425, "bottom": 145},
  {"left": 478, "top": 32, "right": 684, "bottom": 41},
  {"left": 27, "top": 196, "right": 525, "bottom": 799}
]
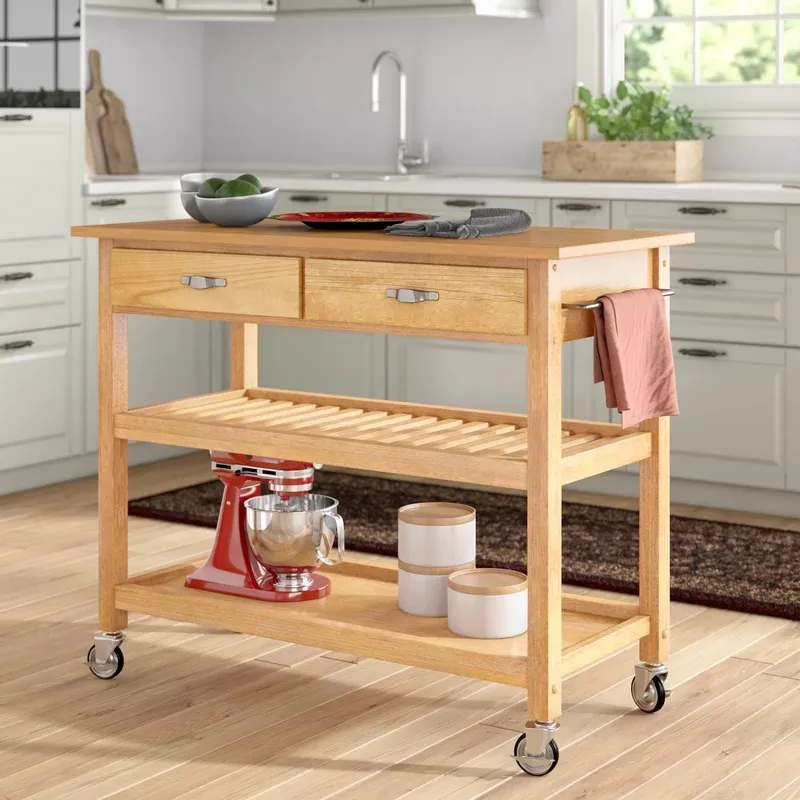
[{"left": 0, "top": 454, "right": 797, "bottom": 800}]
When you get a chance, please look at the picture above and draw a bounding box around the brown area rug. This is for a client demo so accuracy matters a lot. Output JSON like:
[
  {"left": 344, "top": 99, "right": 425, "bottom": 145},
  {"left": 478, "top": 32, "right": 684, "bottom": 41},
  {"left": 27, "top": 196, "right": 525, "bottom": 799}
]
[{"left": 129, "top": 471, "right": 800, "bottom": 621}]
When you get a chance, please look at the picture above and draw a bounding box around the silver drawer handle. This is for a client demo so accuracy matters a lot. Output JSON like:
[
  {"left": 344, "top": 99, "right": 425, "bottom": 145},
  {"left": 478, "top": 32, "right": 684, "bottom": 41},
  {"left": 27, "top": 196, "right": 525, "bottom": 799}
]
[
  {"left": 678, "top": 277, "right": 728, "bottom": 287},
  {"left": 1, "top": 340, "right": 33, "bottom": 351},
  {"left": 180, "top": 276, "right": 227, "bottom": 290},
  {"left": 386, "top": 288, "right": 439, "bottom": 304},
  {"left": 679, "top": 348, "right": 728, "bottom": 358},
  {"left": 2, "top": 271, "right": 34, "bottom": 282}
]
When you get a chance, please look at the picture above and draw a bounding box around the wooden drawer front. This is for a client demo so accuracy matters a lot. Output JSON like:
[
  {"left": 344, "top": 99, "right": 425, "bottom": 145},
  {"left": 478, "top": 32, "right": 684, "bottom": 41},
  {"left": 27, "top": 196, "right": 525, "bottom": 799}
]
[
  {"left": 552, "top": 199, "right": 611, "bottom": 229},
  {"left": 0, "top": 260, "right": 79, "bottom": 335},
  {"left": 111, "top": 249, "right": 301, "bottom": 319},
  {"left": 612, "top": 201, "right": 786, "bottom": 274},
  {"left": 671, "top": 340, "right": 785, "bottom": 489},
  {"left": 388, "top": 194, "right": 550, "bottom": 226},
  {"left": 0, "top": 327, "right": 80, "bottom": 470},
  {"left": 672, "top": 270, "right": 786, "bottom": 346},
  {"left": 305, "top": 259, "right": 527, "bottom": 337}
]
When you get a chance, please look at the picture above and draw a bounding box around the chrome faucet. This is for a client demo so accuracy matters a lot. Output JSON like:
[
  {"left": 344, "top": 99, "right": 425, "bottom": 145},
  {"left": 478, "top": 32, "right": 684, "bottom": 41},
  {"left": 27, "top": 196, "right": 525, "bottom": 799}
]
[{"left": 371, "top": 50, "right": 429, "bottom": 175}]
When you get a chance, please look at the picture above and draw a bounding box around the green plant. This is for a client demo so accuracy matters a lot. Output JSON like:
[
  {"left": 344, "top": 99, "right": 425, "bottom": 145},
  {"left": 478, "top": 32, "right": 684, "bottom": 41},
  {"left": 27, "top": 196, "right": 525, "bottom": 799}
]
[{"left": 577, "top": 81, "right": 713, "bottom": 142}]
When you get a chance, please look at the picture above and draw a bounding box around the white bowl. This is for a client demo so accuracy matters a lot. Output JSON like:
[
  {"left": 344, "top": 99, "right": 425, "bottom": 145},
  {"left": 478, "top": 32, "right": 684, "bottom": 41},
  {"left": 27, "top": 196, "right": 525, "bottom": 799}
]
[
  {"left": 180, "top": 192, "right": 209, "bottom": 223},
  {"left": 195, "top": 187, "right": 280, "bottom": 228}
]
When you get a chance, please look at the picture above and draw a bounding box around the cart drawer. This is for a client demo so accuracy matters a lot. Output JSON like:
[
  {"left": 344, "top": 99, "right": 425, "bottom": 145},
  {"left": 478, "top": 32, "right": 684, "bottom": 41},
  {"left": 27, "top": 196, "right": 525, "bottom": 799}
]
[
  {"left": 110, "top": 249, "right": 301, "bottom": 319},
  {"left": 304, "top": 259, "right": 527, "bottom": 337}
]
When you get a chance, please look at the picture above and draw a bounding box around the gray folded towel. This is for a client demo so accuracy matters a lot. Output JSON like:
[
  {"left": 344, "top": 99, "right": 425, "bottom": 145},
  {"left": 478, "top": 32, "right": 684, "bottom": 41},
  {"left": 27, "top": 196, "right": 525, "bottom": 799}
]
[{"left": 386, "top": 207, "right": 532, "bottom": 239}]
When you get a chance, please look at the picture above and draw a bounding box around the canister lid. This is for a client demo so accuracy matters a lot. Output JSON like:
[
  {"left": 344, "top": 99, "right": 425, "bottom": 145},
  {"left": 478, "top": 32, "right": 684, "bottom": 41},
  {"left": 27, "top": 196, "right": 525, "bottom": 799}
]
[
  {"left": 448, "top": 568, "right": 527, "bottom": 596},
  {"left": 398, "top": 502, "right": 476, "bottom": 526}
]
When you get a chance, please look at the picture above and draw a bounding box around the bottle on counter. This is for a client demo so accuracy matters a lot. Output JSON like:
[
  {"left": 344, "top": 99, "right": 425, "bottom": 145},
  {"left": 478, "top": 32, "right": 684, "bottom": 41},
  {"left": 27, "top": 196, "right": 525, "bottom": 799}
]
[{"left": 567, "top": 82, "right": 588, "bottom": 142}]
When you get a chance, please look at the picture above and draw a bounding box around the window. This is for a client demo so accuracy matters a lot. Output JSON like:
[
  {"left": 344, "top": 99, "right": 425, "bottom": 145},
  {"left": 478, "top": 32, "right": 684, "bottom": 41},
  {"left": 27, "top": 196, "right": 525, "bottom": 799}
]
[{"left": 610, "top": 1, "right": 800, "bottom": 85}]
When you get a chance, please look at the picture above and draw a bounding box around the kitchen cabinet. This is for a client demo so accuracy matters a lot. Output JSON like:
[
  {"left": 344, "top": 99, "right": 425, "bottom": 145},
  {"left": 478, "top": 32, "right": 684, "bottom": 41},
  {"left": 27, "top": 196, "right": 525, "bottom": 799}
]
[
  {"left": 272, "top": 192, "right": 386, "bottom": 215},
  {"left": 0, "top": 110, "right": 75, "bottom": 266},
  {"left": 86, "top": 0, "right": 164, "bottom": 9},
  {"left": 0, "top": 327, "right": 83, "bottom": 471},
  {"left": 388, "top": 194, "right": 550, "bottom": 226},
  {"left": 260, "top": 191, "right": 387, "bottom": 397},
  {"left": 612, "top": 201, "right": 786, "bottom": 275},
  {"left": 374, "top": 0, "right": 467, "bottom": 6},
  {"left": 785, "top": 350, "right": 800, "bottom": 491},
  {"left": 279, "top": 0, "right": 371, "bottom": 9},
  {"left": 164, "top": 0, "right": 276, "bottom": 10},
  {"left": 671, "top": 340, "right": 786, "bottom": 489},
  {"left": 84, "top": 193, "right": 214, "bottom": 454}
]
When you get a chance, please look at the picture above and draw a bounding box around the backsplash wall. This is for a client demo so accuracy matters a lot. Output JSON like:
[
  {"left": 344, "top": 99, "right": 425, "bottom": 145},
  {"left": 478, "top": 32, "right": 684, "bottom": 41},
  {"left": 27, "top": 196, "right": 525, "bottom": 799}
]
[
  {"left": 86, "top": 16, "right": 205, "bottom": 171},
  {"left": 201, "top": 10, "right": 576, "bottom": 174}
]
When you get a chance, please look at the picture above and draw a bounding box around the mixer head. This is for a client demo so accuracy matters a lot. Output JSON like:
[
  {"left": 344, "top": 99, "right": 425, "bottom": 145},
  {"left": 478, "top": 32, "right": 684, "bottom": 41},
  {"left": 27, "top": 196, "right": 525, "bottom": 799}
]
[{"left": 209, "top": 451, "right": 316, "bottom": 496}]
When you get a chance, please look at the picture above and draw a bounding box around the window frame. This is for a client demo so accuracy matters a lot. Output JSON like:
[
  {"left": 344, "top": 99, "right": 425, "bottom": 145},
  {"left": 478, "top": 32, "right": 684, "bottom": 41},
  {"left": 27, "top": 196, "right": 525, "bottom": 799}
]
[{"left": 576, "top": 0, "right": 800, "bottom": 136}]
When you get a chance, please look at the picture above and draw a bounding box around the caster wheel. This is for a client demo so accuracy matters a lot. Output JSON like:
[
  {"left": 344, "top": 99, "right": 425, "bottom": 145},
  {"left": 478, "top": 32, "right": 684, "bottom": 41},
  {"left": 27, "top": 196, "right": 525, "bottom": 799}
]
[
  {"left": 513, "top": 733, "right": 559, "bottom": 777},
  {"left": 631, "top": 674, "right": 666, "bottom": 713},
  {"left": 87, "top": 645, "right": 124, "bottom": 680}
]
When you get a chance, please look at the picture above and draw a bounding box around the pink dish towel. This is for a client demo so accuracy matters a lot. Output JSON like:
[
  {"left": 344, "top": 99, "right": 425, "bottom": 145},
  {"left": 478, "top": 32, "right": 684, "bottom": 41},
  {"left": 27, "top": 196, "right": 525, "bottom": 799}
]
[{"left": 592, "top": 288, "right": 679, "bottom": 429}]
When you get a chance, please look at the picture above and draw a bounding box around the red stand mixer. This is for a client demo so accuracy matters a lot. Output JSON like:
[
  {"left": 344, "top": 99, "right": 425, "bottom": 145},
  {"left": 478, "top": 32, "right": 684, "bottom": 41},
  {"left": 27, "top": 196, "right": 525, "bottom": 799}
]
[{"left": 185, "top": 451, "right": 342, "bottom": 602}]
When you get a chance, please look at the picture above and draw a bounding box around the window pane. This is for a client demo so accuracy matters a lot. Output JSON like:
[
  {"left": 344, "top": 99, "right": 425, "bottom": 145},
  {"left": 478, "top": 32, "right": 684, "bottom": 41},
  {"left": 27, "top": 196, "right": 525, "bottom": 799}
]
[
  {"left": 625, "top": 23, "right": 693, "bottom": 83},
  {"left": 783, "top": 0, "right": 800, "bottom": 12},
  {"left": 786, "top": 21, "right": 800, "bottom": 82},
  {"left": 697, "top": 0, "right": 776, "bottom": 13},
  {"left": 699, "top": 21, "right": 777, "bottom": 82},
  {"left": 624, "top": 0, "right": 693, "bottom": 17}
]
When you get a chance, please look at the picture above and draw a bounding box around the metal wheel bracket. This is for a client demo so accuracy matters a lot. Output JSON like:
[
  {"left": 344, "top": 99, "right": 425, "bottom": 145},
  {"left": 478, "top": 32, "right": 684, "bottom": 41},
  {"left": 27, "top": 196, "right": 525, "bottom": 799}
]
[
  {"left": 91, "top": 631, "right": 124, "bottom": 665},
  {"left": 634, "top": 662, "right": 670, "bottom": 699},
  {"left": 521, "top": 720, "right": 560, "bottom": 757}
]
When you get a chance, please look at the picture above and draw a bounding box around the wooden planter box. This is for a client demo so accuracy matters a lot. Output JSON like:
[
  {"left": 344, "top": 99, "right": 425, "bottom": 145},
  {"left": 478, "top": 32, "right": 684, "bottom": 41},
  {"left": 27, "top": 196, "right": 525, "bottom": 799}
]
[{"left": 542, "top": 140, "right": 704, "bottom": 183}]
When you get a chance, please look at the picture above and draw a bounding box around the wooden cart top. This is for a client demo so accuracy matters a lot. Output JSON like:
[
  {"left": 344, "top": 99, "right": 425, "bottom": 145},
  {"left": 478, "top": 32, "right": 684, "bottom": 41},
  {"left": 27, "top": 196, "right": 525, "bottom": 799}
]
[{"left": 72, "top": 219, "right": 695, "bottom": 264}]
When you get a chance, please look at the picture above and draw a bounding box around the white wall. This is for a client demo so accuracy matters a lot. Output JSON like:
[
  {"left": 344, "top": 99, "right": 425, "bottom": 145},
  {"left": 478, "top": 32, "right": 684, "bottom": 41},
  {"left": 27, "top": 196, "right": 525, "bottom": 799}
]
[
  {"left": 86, "top": 16, "right": 205, "bottom": 171},
  {"left": 201, "top": 10, "right": 576, "bottom": 174}
]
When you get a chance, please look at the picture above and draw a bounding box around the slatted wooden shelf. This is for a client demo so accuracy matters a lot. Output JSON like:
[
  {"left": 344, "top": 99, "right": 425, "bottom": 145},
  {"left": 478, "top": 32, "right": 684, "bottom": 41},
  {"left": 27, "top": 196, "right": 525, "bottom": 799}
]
[
  {"left": 117, "top": 560, "right": 649, "bottom": 687},
  {"left": 116, "top": 388, "right": 652, "bottom": 490}
]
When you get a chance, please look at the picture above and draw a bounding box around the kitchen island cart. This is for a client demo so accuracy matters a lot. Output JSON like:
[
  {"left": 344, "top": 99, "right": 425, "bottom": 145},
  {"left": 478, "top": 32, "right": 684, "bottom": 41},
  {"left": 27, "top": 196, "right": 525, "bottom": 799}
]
[{"left": 72, "top": 219, "right": 694, "bottom": 776}]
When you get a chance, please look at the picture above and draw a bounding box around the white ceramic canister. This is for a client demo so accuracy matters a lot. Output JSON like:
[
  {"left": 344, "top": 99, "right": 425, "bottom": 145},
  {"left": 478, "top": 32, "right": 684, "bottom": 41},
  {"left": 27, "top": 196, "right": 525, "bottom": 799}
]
[
  {"left": 398, "top": 560, "right": 476, "bottom": 617},
  {"left": 447, "top": 568, "right": 528, "bottom": 639},
  {"left": 398, "top": 503, "right": 476, "bottom": 568}
]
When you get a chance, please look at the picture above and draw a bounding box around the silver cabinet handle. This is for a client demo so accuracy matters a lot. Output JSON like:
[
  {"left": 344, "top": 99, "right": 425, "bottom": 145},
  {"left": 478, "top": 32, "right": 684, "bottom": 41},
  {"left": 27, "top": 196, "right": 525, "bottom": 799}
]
[
  {"left": 386, "top": 288, "right": 439, "bottom": 304},
  {"left": 2, "top": 271, "right": 33, "bottom": 282},
  {"left": 678, "top": 206, "right": 727, "bottom": 215},
  {"left": 678, "top": 348, "right": 728, "bottom": 358},
  {"left": 90, "top": 198, "right": 127, "bottom": 207},
  {"left": 180, "top": 276, "right": 227, "bottom": 290},
  {"left": 556, "top": 202, "right": 603, "bottom": 212},
  {"left": 444, "top": 199, "right": 485, "bottom": 208},
  {"left": 0, "top": 114, "right": 32, "bottom": 122}
]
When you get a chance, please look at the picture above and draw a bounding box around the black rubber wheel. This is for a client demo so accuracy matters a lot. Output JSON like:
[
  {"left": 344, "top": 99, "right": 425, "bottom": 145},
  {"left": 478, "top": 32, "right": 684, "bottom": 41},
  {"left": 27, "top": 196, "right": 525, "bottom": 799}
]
[
  {"left": 514, "top": 733, "right": 559, "bottom": 776},
  {"left": 631, "top": 674, "right": 666, "bottom": 713},
  {"left": 87, "top": 645, "right": 124, "bottom": 680}
]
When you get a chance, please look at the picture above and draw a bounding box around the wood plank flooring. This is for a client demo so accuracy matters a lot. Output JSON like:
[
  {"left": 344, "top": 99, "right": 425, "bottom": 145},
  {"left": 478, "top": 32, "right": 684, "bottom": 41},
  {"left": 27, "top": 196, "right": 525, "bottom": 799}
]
[{"left": 0, "top": 454, "right": 797, "bottom": 800}]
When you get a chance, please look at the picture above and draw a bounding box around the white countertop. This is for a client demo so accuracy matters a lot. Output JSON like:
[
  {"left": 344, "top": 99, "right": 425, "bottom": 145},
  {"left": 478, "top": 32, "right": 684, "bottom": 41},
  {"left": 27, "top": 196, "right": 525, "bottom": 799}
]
[{"left": 84, "top": 171, "right": 800, "bottom": 205}]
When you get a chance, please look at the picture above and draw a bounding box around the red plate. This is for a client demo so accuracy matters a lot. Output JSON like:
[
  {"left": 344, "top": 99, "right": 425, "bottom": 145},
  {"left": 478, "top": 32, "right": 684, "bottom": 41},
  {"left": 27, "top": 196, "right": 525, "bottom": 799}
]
[{"left": 272, "top": 211, "right": 434, "bottom": 231}]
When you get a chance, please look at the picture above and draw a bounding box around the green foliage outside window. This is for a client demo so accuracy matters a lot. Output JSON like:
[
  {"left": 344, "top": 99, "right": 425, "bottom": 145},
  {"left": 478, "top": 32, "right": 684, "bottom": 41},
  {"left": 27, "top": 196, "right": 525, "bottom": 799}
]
[{"left": 577, "top": 82, "right": 714, "bottom": 141}]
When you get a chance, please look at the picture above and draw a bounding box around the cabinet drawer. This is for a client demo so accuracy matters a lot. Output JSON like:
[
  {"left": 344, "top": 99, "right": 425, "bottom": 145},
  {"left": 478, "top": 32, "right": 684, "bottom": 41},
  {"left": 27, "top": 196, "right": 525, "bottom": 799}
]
[
  {"left": 671, "top": 340, "right": 785, "bottom": 489},
  {"left": 552, "top": 199, "right": 611, "bottom": 229},
  {"left": 672, "top": 271, "right": 786, "bottom": 346},
  {"left": 0, "top": 327, "right": 80, "bottom": 470},
  {"left": 612, "top": 201, "right": 786, "bottom": 274},
  {"left": 110, "top": 249, "right": 301, "bottom": 319},
  {"left": 305, "top": 259, "right": 527, "bottom": 337},
  {"left": 272, "top": 192, "right": 385, "bottom": 215},
  {"left": 388, "top": 194, "right": 550, "bottom": 226},
  {"left": 0, "top": 260, "right": 79, "bottom": 335}
]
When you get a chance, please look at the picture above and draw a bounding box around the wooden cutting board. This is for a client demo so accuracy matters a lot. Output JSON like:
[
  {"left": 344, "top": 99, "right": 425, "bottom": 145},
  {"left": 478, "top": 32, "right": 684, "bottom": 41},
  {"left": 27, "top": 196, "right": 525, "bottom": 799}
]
[
  {"left": 100, "top": 86, "right": 139, "bottom": 175},
  {"left": 85, "top": 49, "right": 108, "bottom": 175}
]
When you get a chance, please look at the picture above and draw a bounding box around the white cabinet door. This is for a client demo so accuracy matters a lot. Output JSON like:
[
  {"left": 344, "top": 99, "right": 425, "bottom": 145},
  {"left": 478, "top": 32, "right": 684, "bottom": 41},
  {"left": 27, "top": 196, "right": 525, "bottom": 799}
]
[
  {"left": 388, "top": 337, "right": 528, "bottom": 413},
  {"left": 84, "top": 193, "right": 213, "bottom": 454},
  {"left": 0, "top": 327, "right": 83, "bottom": 471},
  {"left": 0, "top": 111, "right": 73, "bottom": 266},
  {"left": 280, "top": 0, "right": 371, "bottom": 8},
  {"left": 785, "top": 350, "right": 800, "bottom": 491},
  {"left": 388, "top": 194, "right": 550, "bottom": 226},
  {"left": 273, "top": 192, "right": 386, "bottom": 214},
  {"left": 671, "top": 340, "right": 786, "bottom": 489},
  {"left": 374, "top": 0, "right": 467, "bottom": 5}
]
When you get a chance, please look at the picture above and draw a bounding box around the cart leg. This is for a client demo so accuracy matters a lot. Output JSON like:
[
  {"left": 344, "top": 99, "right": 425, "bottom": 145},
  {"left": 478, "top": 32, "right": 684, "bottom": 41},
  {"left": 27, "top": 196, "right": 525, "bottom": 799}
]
[
  {"left": 634, "top": 248, "right": 671, "bottom": 710},
  {"left": 230, "top": 322, "right": 258, "bottom": 390},
  {"left": 92, "top": 240, "right": 129, "bottom": 679},
  {"left": 519, "top": 260, "right": 562, "bottom": 775}
]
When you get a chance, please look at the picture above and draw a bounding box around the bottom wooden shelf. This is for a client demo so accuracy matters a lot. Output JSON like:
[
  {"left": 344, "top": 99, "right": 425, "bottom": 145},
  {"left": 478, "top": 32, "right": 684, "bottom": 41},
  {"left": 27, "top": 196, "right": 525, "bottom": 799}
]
[{"left": 116, "top": 561, "right": 649, "bottom": 687}]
